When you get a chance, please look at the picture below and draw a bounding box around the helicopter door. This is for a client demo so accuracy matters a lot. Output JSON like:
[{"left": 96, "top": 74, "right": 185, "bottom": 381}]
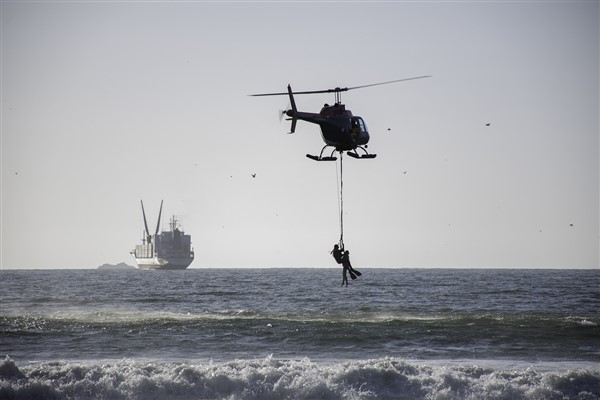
[{"left": 350, "top": 117, "right": 369, "bottom": 144}]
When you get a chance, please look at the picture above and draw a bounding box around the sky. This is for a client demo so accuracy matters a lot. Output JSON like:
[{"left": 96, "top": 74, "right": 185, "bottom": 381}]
[{"left": 1, "top": 1, "right": 598, "bottom": 269}]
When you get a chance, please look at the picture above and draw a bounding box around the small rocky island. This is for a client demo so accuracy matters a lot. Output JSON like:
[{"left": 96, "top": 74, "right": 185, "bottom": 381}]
[{"left": 97, "top": 262, "right": 136, "bottom": 270}]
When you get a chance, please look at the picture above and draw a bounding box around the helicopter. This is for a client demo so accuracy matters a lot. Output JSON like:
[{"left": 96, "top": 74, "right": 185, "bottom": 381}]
[{"left": 251, "top": 76, "right": 431, "bottom": 161}]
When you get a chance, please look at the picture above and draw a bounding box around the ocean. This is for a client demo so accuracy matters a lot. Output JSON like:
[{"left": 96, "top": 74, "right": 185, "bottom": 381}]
[{"left": 0, "top": 268, "right": 598, "bottom": 399}]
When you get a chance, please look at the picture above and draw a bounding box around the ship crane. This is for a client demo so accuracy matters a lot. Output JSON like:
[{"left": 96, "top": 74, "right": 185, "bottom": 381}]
[{"left": 141, "top": 200, "right": 162, "bottom": 244}]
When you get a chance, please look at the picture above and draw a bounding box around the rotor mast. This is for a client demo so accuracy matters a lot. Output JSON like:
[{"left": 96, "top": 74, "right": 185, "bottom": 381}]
[{"left": 335, "top": 89, "right": 342, "bottom": 105}]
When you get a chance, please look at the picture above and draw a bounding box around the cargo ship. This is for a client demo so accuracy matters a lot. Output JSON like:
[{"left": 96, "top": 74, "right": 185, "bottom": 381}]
[{"left": 131, "top": 200, "right": 194, "bottom": 270}]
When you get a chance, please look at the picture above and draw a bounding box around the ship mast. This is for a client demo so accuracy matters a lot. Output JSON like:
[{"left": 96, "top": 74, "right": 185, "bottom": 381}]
[{"left": 170, "top": 215, "right": 179, "bottom": 231}]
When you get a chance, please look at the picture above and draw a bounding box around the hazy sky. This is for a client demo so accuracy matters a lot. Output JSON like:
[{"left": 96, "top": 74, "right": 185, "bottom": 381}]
[{"left": 2, "top": 1, "right": 598, "bottom": 269}]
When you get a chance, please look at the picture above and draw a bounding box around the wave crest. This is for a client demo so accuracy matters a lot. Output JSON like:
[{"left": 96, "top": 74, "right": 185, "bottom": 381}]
[{"left": 1, "top": 356, "right": 599, "bottom": 400}]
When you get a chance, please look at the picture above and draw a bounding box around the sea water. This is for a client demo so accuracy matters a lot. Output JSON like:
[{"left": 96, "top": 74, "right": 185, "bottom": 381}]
[{"left": 1, "top": 268, "right": 598, "bottom": 399}]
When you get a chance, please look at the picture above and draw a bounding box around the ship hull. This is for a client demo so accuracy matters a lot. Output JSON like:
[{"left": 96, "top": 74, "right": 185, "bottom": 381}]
[{"left": 132, "top": 256, "right": 193, "bottom": 270}]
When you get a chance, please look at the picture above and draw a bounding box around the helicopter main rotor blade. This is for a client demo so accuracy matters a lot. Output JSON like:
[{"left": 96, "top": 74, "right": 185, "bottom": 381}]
[
  {"left": 346, "top": 76, "right": 432, "bottom": 91},
  {"left": 250, "top": 76, "right": 431, "bottom": 97},
  {"left": 250, "top": 87, "right": 347, "bottom": 97}
]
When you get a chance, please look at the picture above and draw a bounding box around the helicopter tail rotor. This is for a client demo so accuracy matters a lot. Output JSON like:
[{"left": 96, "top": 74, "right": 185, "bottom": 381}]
[{"left": 278, "top": 100, "right": 290, "bottom": 123}]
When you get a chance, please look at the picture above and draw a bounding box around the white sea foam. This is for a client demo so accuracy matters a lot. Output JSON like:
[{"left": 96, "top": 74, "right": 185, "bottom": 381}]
[
  {"left": 1, "top": 356, "right": 598, "bottom": 400},
  {"left": 3, "top": 268, "right": 599, "bottom": 397}
]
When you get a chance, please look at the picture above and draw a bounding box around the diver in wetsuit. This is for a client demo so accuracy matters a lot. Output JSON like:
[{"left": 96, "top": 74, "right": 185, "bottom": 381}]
[
  {"left": 341, "top": 250, "right": 361, "bottom": 286},
  {"left": 332, "top": 245, "right": 361, "bottom": 287},
  {"left": 341, "top": 253, "right": 356, "bottom": 286},
  {"left": 331, "top": 244, "right": 344, "bottom": 264}
]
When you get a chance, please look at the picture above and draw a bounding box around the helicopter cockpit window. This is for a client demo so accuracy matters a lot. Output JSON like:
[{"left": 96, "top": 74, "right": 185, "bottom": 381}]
[{"left": 351, "top": 117, "right": 368, "bottom": 133}]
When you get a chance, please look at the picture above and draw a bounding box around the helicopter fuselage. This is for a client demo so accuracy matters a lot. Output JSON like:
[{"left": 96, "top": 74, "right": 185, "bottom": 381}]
[
  {"left": 287, "top": 103, "right": 370, "bottom": 151},
  {"left": 252, "top": 77, "right": 430, "bottom": 159}
]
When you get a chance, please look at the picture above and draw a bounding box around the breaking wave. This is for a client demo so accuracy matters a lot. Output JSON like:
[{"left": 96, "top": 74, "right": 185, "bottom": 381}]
[
  {"left": 3, "top": 310, "right": 598, "bottom": 327},
  {"left": 1, "top": 356, "right": 598, "bottom": 400}
]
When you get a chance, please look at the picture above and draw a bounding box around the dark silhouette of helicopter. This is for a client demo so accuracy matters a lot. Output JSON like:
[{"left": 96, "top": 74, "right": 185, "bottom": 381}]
[{"left": 251, "top": 76, "right": 430, "bottom": 161}]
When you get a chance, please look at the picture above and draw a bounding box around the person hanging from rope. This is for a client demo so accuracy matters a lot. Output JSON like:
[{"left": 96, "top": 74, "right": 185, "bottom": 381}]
[
  {"left": 331, "top": 243, "right": 344, "bottom": 264},
  {"left": 340, "top": 250, "right": 354, "bottom": 286},
  {"left": 341, "top": 250, "right": 361, "bottom": 285},
  {"left": 332, "top": 243, "right": 352, "bottom": 286},
  {"left": 341, "top": 256, "right": 350, "bottom": 287}
]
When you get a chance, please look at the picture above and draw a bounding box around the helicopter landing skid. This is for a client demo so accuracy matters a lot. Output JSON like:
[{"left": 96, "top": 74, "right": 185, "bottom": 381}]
[
  {"left": 306, "top": 154, "right": 337, "bottom": 161},
  {"left": 306, "top": 145, "right": 338, "bottom": 161},
  {"left": 347, "top": 152, "right": 377, "bottom": 159},
  {"left": 347, "top": 146, "right": 377, "bottom": 159}
]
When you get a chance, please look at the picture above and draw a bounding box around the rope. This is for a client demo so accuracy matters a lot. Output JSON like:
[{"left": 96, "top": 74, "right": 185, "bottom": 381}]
[
  {"left": 335, "top": 152, "right": 340, "bottom": 229},
  {"left": 339, "top": 151, "right": 344, "bottom": 249},
  {"left": 333, "top": 151, "right": 345, "bottom": 249}
]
